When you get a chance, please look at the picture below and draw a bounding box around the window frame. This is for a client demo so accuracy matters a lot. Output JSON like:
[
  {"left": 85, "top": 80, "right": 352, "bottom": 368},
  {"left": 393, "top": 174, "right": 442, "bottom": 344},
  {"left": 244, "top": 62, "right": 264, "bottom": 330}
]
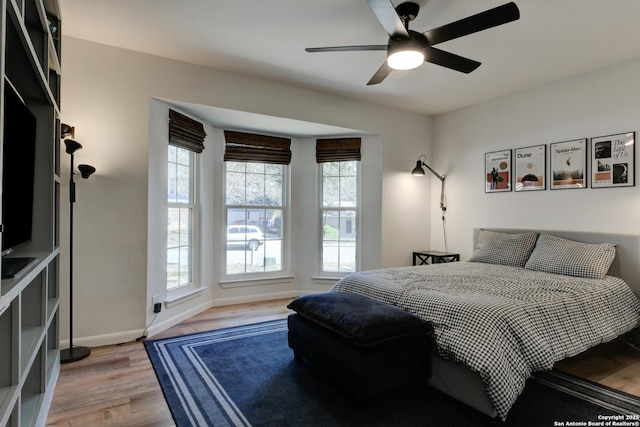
[
  {"left": 166, "top": 145, "right": 200, "bottom": 294},
  {"left": 318, "top": 160, "right": 361, "bottom": 276},
  {"left": 222, "top": 160, "right": 290, "bottom": 281}
]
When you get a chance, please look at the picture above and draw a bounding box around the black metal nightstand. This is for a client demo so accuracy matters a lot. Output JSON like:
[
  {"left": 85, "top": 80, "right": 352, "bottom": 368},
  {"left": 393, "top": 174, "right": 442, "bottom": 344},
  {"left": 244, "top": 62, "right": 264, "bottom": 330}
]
[{"left": 412, "top": 250, "right": 460, "bottom": 265}]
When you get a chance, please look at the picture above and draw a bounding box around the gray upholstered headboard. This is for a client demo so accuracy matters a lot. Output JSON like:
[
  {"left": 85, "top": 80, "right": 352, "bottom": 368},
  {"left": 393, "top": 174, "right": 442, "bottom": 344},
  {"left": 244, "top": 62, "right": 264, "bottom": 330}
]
[{"left": 473, "top": 228, "right": 640, "bottom": 298}]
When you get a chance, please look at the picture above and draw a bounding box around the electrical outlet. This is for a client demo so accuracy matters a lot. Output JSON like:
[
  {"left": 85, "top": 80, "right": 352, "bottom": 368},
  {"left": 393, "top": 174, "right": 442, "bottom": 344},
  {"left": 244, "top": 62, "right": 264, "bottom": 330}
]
[
  {"left": 152, "top": 295, "right": 161, "bottom": 305},
  {"left": 153, "top": 302, "right": 162, "bottom": 314}
]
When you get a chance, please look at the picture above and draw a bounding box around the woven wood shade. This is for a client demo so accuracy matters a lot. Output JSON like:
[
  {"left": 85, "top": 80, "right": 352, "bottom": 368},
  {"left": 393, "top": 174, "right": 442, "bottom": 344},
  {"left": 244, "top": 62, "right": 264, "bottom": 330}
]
[
  {"left": 224, "top": 130, "right": 292, "bottom": 165},
  {"left": 169, "top": 109, "right": 206, "bottom": 153},
  {"left": 316, "top": 138, "right": 362, "bottom": 163}
]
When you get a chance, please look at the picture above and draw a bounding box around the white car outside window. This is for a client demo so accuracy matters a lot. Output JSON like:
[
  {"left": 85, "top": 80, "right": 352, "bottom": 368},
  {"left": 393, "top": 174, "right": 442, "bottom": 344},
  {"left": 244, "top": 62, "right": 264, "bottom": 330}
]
[{"left": 226, "top": 225, "right": 264, "bottom": 250}]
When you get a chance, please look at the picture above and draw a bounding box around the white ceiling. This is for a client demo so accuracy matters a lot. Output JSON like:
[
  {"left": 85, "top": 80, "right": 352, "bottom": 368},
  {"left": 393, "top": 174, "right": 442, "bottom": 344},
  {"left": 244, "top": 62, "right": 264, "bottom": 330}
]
[{"left": 61, "top": 0, "right": 640, "bottom": 116}]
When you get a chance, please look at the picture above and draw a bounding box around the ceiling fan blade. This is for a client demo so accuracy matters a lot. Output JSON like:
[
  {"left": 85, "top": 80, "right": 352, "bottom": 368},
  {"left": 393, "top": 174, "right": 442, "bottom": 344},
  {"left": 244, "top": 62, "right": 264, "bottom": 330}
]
[
  {"left": 423, "top": 2, "right": 520, "bottom": 46},
  {"left": 367, "top": 0, "right": 409, "bottom": 37},
  {"left": 424, "top": 46, "right": 481, "bottom": 73},
  {"left": 306, "top": 45, "right": 387, "bottom": 53},
  {"left": 367, "top": 61, "right": 393, "bottom": 85}
]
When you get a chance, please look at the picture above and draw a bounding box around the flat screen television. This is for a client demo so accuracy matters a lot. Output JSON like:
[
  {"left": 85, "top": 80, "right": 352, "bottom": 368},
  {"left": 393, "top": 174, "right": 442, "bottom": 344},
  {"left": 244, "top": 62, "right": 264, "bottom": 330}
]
[{"left": 2, "top": 81, "right": 37, "bottom": 262}]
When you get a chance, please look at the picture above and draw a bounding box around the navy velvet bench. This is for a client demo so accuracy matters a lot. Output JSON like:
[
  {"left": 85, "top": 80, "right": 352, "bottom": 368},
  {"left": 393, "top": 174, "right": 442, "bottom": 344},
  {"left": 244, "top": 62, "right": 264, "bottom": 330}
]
[{"left": 287, "top": 292, "right": 433, "bottom": 401}]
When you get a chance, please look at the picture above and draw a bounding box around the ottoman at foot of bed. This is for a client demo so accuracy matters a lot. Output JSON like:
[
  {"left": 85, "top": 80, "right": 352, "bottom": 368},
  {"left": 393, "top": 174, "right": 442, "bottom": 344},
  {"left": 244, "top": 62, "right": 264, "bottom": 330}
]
[{"left": 286, "top": 292, "right": 433, "bottom": 401}]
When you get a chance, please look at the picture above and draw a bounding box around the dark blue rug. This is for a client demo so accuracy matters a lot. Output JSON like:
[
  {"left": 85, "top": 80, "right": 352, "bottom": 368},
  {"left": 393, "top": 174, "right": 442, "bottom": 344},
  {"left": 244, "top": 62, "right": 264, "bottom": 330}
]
[{"left": 144, "top": 319, "right": 640, "bottom": 426}]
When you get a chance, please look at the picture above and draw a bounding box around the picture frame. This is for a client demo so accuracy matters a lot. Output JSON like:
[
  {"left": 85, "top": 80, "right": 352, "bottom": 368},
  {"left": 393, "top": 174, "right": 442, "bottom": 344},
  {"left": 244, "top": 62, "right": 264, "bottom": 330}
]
[
  {"left": 590, "top": 132, "right": 635, "bottom": 188},
  {"left": 550, "top": 138, "right": 587, "bottom": 190},
  {"left": 514, "top": 145, "right": 546, "bottom": 191},
  {"left": 485, "top": 149, "right": 511, "bottom": 193}
]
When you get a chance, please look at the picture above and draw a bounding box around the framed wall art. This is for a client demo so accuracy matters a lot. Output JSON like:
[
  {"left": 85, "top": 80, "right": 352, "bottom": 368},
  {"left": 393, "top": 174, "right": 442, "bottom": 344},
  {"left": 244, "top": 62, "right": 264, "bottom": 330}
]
[
  {"left": 590, "top": 132, "right": 635, "bottom": 188},
  {"left": 550, "top": 138, "right": 587, "bottom": 190},
  {"left": 485, "top": 149, "right": 511, "bottom": 193},
  {"left": 514, "top": 145, "right": 546, "bottom": 191}
]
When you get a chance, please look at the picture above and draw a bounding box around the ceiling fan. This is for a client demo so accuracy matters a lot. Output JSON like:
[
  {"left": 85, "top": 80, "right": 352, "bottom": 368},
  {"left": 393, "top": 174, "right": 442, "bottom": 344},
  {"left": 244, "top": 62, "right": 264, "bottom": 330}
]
[{"left": 305, "top": 0, "right": 520, "bottom": 85}]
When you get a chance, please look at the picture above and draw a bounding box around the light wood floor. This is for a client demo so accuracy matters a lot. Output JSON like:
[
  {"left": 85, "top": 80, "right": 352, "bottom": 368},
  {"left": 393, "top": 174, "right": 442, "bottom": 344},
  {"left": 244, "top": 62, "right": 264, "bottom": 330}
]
[
  {"left": 46, "top": 299, "right": 293, "bottom": 426},
  {"left": 46, "top": 299, "right": 640, "bottom": 426},
  {"left": 554, "top": 336, "right": 640, "bottom": 396}
]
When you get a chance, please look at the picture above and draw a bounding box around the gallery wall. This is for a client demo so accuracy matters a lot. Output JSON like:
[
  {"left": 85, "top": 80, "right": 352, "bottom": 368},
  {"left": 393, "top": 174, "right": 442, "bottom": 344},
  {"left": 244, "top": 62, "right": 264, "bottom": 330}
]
[{"left": 430, "top": 57, "right": 640, "bottom": 258}]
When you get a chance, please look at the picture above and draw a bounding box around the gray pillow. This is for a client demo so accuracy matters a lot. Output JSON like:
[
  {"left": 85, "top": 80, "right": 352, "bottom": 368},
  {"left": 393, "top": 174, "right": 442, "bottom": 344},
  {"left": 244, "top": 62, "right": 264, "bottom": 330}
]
[
  {"left": 524, "top": 233, "right": 616, "bottom": 279},
  {"left": 468, "top": 230, "right": 539, "bottom": 267}
]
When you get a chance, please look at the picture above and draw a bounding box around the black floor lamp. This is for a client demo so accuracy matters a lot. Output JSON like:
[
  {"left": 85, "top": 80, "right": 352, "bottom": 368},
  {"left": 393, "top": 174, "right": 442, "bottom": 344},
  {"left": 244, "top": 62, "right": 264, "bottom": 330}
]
[{"left": 61, "top": 135, "right": 96, "bottom": 364}]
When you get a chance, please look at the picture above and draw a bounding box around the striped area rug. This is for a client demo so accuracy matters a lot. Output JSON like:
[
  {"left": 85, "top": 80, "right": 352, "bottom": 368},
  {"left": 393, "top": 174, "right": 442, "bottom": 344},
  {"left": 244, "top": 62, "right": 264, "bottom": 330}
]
[{"left": 145, "top": 319, "right": 639, "bottom": 427}]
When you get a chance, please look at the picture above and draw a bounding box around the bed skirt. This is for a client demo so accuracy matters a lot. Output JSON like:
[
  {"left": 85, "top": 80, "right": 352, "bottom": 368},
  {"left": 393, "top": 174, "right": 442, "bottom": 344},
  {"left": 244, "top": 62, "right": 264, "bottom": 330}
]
[{"left": 427, "top": 353, "right": 498, "bottom": 419}]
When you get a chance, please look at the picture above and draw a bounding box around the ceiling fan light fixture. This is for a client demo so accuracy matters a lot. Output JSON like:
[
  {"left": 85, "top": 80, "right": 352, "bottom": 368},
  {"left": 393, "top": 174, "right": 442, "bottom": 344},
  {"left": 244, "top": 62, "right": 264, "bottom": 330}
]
[
  {"left": 387, "top": 33, "right": 426, "bottom": 71},
  {"left": 387, "top": 48, "right": 424, "bottom": 70}
]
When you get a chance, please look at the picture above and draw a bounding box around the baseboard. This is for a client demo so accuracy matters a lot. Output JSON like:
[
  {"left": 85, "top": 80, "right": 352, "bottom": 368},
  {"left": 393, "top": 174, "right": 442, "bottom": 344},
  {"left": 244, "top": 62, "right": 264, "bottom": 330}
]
[
  {"left": 146, "top": 298, "right": 216, "bottom": 338},
  {"left": 145, "top": 290, "right": 303, "bottom": 339},
  {"left": 209, "top": 290, "right": 301, "bottom": 307},
  {"left": 64, "top": 290, "right": 320, "bottom": 346},
  {"left": 61, "top": 329, "right": 146, "bottom": 348}
]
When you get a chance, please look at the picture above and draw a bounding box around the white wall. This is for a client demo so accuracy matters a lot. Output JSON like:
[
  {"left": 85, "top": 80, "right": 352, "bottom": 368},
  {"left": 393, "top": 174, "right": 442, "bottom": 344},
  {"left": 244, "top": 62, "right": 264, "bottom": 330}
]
[
  {"left": 60, "top": 37, "right": 432, "bottom": 346},
  {"left": 430, "top": 57, "right": 640, "bottom": 258}
]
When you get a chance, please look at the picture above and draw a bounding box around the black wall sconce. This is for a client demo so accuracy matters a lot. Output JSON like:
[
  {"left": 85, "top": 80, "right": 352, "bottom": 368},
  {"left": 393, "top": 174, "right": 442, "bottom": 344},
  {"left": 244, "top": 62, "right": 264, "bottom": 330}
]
[
  {"left": 61, "top": 123, "right": 75, "bottom": 139},
  {"left": 61, "top": 133, "right": 96, "bottom": 364},
  {"left": 412, "top": 154, "right": 446, "bottom": 213}
]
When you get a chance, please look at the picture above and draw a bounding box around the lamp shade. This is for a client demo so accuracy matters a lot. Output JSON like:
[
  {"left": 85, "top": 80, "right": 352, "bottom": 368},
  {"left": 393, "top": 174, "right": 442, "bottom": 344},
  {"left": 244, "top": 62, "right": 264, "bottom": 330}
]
[
  {"left": 64, "top": 139, "right": 83, "bottom": 155},
  {"left": 411, "top": 160, "right": 426, "bottom": 176},
  {"left": 61, "top": 123, "right": 75, "bottom": 138},
  {"left": 78, "top": 164, "right": 96, "bottom": 179}
]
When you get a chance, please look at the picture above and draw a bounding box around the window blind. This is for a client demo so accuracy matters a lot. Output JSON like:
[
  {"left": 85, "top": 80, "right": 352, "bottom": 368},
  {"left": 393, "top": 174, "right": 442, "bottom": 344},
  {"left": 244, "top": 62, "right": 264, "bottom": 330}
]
[
  {"left": 224, "top": 130, "right": 292, "bottom": 165},
  {"left": 169, "top": 109, "right": 206, "bottom": 153},
  {"left": 316, "top": 137, "right": 361, "bottom": 163}
]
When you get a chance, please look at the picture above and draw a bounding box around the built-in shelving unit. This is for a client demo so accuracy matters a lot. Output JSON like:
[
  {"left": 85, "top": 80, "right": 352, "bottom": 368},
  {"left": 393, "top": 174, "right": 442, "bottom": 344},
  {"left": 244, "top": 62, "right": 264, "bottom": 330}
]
[{"left": 1, "top": 0, "right": 62, "bottom": 425}]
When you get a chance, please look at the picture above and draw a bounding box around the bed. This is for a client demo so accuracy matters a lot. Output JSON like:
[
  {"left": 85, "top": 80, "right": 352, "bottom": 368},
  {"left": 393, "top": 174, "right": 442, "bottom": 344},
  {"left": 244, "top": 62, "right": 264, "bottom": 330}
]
[{"left": 330, "top": 228, "right": 640, "bottom": 421}]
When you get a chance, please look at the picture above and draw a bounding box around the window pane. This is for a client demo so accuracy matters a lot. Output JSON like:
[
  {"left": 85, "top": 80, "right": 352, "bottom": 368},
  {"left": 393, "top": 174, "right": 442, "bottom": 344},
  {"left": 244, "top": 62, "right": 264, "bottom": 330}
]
[
  {"left": 246, "top": 162, "right": 265, "bottom": 174},
  {"left": 323, "top": 162, "right": 340, "bottom": 177},
  {"left": 168, "top": 162, "right": 177, "bottom": 203},
  {"left": 179, "top": 246, "right": 191, "bottom": 284},
  {"left": 265, "top": 164, "right": 283, "bottom": 175},
  {"left": 167, "top": 208, "right": 180, "bottom": 247},
  {"left": 225, "top": 162, "right": 285, "bottom": 276},
  {"left": 339, "top": 210, "right": 356, "bottom": 239},
  {"left": 246, "top": 173, "right": 265, "bottom": 205},
  {"left": 167, "top": 146, "right": 194, "bottom": 290},
  {"left": 320, "top": 158, "right": 359, "bottom": 274},
  {"left": 227, "top": 208, "right": 247, "bottom": 227},
  {"left": 263, "top": 239, "right": 282, "bottom": 272},
  {"left": 340, "top": 161, "right": 357, "bottom": 176},
  {"left": 340, "top": 176, "right": 357, "bottom": 207},
  {"left": 265, "top": 208, "right": 282, "bottom": 238},
  {"left": 322, "top": 245, "right": 339, "bottom": 272},
  {"left": 176, "top": 164, "right": 191, "bottom": 203},
  {"left": 167, "top": 248, "right": 180, "bottom": 289},
  {"left": 323, "top": 176, "right": 339, "bottom": 207},
  {"left": 226, "top": 171, "right": 246, "bottom": 205},
  {"left": 226, "top": 161, "right": 245, "bottom": 173},
  {"left": 322, "top": 210, "right": 356, "bottom": 273},
  {"left": 176, "top": 147, "right": 190, "bottom": 165},
  {"left": 265, "top": 173, "right": 283, "bottom": 206},
  {"left": 168, "top": 145, "right": 177, "bottom": 162},
  {"left": 179, "top": 208, "right": 191, "bottom": 246}
]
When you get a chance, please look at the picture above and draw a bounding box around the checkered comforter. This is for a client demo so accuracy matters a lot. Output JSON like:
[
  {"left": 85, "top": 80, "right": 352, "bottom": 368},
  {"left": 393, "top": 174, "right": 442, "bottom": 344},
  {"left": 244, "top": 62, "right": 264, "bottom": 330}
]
[{"left": 330, "top": 262, "right": 640, "bottom": 420}]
